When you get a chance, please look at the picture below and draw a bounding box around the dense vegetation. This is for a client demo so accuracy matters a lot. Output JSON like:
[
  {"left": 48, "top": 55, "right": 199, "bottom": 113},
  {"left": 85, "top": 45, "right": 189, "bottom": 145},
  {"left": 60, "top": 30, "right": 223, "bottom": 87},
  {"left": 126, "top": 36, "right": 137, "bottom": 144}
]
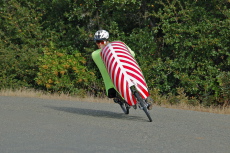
[{"left": 0, "top": 0, "right": 229, "bottom": 107}]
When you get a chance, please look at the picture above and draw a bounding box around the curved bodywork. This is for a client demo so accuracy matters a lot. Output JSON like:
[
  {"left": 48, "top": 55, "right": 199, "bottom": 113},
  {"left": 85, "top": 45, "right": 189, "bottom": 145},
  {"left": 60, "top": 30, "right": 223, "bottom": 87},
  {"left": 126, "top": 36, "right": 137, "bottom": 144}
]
[{"left": 101, "top": 41, "right": 149, "bottom": 106}]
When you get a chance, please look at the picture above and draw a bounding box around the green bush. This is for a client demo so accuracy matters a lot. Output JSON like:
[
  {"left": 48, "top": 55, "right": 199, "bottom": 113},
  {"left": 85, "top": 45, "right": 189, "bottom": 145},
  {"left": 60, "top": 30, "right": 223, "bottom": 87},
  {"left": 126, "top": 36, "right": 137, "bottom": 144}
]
[
  {"left": 0, "top": 0, "right": 229, "bottom": 106},
  {"left": 35, "top": 42, "right": 96, "bottom": 96},
  {"left": 217, "top": 72, "right": 230, "bottom": 107},
  {"left": 145, "top": 0, "right": 230, "bottom": 106},
  {"left": 0, "top": 45, "right": 41, "bottom": 89},
  {"left": 0, "top": 0, "right": 46, "bottom": 89}
]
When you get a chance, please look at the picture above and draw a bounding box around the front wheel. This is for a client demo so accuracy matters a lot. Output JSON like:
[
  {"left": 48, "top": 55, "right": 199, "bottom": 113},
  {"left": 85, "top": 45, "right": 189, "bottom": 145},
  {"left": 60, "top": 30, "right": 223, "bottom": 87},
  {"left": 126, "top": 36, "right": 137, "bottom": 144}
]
[
  {"left": 139, "top": 98, "right": 152, "bottom": 122},
  {"left": 130, "top": 86, "right": 152, "bottom": 122}
]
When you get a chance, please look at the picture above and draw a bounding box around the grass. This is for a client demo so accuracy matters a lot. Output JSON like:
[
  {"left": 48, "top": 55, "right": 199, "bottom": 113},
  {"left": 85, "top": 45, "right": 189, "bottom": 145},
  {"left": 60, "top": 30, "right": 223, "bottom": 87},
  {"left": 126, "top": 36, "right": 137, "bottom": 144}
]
[
  {"left": 0, "top": 88, "right": 229, "bottom": 114},
  {"left": 0, "top": 88, "right": 114, "bottom": 103},
  {"left": 159, "top": 103, "right": 230, "bottom": 114}
]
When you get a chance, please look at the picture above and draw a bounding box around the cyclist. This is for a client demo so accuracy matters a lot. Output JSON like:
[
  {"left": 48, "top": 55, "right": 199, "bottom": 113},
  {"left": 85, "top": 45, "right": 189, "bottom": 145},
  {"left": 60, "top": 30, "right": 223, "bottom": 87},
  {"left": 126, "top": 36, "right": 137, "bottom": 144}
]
[{"left": 91, "top": 30, "right": 153, "bottom": 110}]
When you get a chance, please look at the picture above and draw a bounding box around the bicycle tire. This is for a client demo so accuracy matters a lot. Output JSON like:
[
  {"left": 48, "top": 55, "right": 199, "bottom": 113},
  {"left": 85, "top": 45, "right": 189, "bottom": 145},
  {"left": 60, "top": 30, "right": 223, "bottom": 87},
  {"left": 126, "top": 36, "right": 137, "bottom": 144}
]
[
  {"left": 139, "top": 98, "right": 152, "bottom": 122},
  {"left": 119, "top": 102, "right": 130, "bottom": 114},
  {"left": 133, "top": 90, "right": 152, "bottom": 122}
]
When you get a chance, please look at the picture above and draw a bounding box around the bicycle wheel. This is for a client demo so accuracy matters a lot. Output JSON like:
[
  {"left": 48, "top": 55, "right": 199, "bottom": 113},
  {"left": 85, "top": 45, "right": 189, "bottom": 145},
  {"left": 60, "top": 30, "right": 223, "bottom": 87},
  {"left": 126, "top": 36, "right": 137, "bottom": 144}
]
[
  {"left": 119, "top": 102, "right": 130, "bottom": 114},
  {"left": 114, "top": 97, "right": 130, "bottom": 114},
  {"left": 131, "top": 86, "right": 152, "bottom": 122},
  {"left": 139, "top": 97, "right": 152, "bottom": 122}
]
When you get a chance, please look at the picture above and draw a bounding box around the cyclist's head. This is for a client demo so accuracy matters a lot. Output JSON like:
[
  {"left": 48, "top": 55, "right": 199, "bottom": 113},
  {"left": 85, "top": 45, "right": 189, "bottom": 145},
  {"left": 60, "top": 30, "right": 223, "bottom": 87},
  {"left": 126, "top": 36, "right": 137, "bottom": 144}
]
[
  {"left": 94, "top": 30, "right": 109, "bottom": 41},
  {"left": 94, "top": 30, "right": 109, "bottom": 49}
]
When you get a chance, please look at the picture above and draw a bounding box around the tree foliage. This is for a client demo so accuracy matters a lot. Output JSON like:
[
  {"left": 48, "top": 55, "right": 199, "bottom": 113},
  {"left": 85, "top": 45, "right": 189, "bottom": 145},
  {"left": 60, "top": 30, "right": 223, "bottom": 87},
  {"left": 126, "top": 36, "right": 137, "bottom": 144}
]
[{"left": 0, "top": 0, "right": 229, "bottom": 106}]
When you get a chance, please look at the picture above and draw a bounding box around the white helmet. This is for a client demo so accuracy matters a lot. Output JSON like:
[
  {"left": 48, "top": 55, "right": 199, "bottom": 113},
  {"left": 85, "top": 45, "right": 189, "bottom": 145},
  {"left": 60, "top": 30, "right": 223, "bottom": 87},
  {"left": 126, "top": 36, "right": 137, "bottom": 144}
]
[{"left": 94, "top": 30, "right": 109, "bottom": 41}]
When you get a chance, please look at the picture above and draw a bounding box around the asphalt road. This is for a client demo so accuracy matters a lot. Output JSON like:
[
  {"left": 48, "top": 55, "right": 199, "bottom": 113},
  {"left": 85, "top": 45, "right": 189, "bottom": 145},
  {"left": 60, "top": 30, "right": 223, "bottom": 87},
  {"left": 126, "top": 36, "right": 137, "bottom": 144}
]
[{"left": 0, "top": 96, "right": 229, "bottom": 153}]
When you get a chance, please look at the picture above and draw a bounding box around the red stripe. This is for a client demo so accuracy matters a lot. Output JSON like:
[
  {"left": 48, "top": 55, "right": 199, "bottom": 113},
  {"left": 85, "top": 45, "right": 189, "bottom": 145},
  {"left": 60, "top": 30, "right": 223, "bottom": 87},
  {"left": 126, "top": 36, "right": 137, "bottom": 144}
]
[
  {"left": 115, "top": 50, "right": 130, "bottom": 55},
  {"left": 117, "top": 54, "right": 136, "bottom": 61},
  {"left": 108, "top": 57, "right": 115, "bottom": 74},
  {"left": 111, "top": 62, "right": 117, "bottom": 84},
  {"left": 121, "top": 59, "right": 141, "bottom": 71},
  {"left": 107, "top": 52, "right": 113, "bottom": 70},
  {"left": 120, "top": 73, "right": 125, "bottom": 98},
  {"left": 137, "top": 84, "right": 149, "bottom": 98},
  {"left": 113, "top": 47, "right": 126, "bottom": 50},
  {"left": 123, "top": 65, "right": 142, "bottom": 78},
  {"left": 115, "top": 67, "right": 121, "bottom": 89},
  {"left": 126, "top": 81, "right": 132, "bottom": 105},
  {"left": 126, "top": 71, "right": 147, "bottom": 87}
]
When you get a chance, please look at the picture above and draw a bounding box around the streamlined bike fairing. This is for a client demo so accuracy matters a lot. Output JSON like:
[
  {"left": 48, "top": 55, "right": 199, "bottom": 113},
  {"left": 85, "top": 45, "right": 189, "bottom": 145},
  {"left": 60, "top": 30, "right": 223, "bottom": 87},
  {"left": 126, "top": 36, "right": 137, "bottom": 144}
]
[{"left": 101, "top": 41, "right": 150, "bottom": 106}]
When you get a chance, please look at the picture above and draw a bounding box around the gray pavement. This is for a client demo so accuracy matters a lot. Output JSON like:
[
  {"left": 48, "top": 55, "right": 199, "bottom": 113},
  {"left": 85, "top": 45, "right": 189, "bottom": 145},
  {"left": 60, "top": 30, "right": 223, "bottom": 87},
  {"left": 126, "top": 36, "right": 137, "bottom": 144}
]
[{"left": 0, "top": 96, "right": 229, "bottom": 153}]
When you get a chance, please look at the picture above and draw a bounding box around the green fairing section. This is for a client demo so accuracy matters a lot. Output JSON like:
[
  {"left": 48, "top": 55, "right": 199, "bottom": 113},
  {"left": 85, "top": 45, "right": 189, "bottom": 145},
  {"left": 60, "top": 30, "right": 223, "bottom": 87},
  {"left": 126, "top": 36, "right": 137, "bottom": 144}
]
[{"left": 92, "top": 42, "right": 135, "bottom": 96}]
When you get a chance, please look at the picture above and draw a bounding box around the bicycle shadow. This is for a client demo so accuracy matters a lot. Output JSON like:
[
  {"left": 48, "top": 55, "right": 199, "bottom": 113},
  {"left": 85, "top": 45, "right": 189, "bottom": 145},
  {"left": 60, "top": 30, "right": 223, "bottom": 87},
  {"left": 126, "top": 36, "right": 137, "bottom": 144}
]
[{"left": 45, "top": 105, "right": 146, "bottom": 122}]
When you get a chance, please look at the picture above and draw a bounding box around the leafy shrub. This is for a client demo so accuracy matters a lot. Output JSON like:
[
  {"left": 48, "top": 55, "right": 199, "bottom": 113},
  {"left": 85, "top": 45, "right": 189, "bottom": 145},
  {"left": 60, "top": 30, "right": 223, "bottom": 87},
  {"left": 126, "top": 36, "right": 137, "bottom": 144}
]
[
  {"left": 147, "top": 0, "right": 230, "bottom": 106},
  {"left": 0, "top": 0, "right": 46, "bottom": 89},
  {"left": 217, "top": 72, "right": 230, "bottom": 107},
  {"left": 35, "top": 42, "right": 96, "bottom": 96},
  {"left": 0, "top": 45, "right": 40, "bottom": 89}
]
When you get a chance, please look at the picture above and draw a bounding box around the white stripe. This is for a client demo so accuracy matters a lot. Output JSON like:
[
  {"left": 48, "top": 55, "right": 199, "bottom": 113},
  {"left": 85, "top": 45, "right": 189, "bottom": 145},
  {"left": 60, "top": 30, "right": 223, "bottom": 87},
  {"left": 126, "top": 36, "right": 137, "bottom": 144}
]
[{"left": 108, "top": 43, "right": 134, "bottom": 87}]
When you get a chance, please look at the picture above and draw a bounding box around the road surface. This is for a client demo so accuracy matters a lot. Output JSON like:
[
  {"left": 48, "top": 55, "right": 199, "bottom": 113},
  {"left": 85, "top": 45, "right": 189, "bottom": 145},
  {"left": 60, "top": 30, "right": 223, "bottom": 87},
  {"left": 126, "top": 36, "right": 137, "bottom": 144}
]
[{"left": 0, "top": 96, "right": 229, "bottom": 153}]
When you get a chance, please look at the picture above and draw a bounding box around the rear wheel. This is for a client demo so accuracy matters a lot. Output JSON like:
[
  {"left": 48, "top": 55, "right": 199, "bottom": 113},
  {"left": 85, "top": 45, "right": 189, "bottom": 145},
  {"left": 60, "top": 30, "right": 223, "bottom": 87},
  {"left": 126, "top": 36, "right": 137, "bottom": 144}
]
[
  {"left": 114, "top": 98, "right": 130, "bottom": 114},
  {"left": 119, "top": 102, "right": 130, "bottom": 114}
]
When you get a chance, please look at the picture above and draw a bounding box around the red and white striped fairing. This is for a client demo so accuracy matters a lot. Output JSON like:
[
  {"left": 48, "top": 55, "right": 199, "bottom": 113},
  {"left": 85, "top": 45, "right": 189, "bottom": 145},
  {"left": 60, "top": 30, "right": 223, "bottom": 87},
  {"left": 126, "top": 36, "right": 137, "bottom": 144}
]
[{"left": 101, "top": 41, "right": 149, "bottom": 106}]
